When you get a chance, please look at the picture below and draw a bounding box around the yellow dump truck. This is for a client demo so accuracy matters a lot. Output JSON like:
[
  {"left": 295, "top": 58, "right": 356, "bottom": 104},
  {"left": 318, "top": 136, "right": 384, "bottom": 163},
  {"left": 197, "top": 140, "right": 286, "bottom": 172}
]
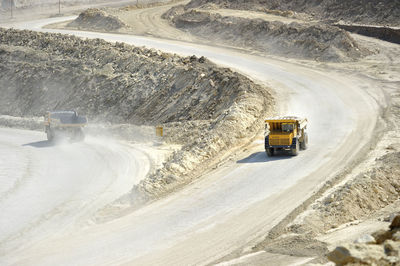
[
  {"left": 44, "top": 111, "right": 87, "bottom": 141},
  {"left": 264, "top": 116, "right": 308, "bottom": 156}
]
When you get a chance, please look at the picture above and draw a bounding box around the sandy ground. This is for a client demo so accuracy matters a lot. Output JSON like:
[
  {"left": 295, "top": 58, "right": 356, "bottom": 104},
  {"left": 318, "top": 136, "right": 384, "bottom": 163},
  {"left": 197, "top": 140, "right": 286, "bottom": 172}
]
[
  {"left": 1, "top": 1, "right": 399, "bottom": 265},
  {"left": 1, "top": 13, "right": 388, "bottom": 266}
]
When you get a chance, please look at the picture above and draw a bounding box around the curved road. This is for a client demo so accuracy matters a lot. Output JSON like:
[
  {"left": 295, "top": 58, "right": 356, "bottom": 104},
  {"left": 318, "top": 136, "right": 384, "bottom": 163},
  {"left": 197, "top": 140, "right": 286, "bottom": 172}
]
[{"left": 0, "top": 16, "right": 385, "bottom": 265}]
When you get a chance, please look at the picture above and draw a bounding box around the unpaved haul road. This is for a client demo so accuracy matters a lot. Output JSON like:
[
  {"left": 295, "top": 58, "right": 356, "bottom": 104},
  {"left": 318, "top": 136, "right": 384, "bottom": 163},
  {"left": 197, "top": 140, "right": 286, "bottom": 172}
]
[
  {"left": 0, "top": 17, "right": 385, "bottom": 265},
  {"left": 0, "top": 128, "right": 150, "bottom": 263}
]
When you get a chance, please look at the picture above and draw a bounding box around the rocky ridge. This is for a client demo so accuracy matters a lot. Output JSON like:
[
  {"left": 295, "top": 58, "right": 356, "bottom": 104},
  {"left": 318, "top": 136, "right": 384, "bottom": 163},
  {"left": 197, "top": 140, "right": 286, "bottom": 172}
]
[
  {"left": 185, "top": 0, "right": 400, "bottom": 27},
  {"left": 163, "top": 7, "right": 370, "bottom": 62}
]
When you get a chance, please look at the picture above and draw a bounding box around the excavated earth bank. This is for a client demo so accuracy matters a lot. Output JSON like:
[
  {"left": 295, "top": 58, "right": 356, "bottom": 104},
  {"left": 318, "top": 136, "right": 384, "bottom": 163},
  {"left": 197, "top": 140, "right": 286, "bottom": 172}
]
[
  {"left": 185, "top": 0, "right": 400, "bottom": 27},
  {"left": 0, "top": 28, "right": 273, "bottom": 201},
  {"left": 163, "top": 6, "right": 370, "bottom": 62},
  {"left": 335, "top": 24, "right": 400, "bottom": 45}
]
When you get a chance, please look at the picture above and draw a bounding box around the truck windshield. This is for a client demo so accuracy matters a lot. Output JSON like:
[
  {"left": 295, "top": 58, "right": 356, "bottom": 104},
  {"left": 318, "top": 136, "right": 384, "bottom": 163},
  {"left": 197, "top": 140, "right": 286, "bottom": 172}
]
[{"left": 282, "top": 123, "right": 294, "bottom": 132}]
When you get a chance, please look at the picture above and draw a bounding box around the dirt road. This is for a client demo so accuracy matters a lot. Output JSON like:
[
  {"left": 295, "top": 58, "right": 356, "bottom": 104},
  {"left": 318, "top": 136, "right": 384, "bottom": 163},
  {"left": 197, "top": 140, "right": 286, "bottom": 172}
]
[
  {"left": 0, "top": 127, "right": 150, "bottom": 262},
  {"left": 0, "top": 14, "right": 386, "bottom": 265}
]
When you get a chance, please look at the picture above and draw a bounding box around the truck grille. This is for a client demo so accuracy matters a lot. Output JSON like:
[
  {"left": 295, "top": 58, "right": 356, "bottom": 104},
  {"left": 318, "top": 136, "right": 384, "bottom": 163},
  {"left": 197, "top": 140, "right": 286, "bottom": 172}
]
[{"left": 270, "top": 138, "right": 290, "bottom": 146}]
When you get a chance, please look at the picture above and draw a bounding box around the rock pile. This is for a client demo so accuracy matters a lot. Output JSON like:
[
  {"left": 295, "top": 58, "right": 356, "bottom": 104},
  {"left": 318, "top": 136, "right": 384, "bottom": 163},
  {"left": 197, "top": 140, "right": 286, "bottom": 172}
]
[
  {"left": 67, "top": 8, "right": 128, "bottom": 31},
  {"left": 328, "top": 214, "right": 400, "bottom": 265}
]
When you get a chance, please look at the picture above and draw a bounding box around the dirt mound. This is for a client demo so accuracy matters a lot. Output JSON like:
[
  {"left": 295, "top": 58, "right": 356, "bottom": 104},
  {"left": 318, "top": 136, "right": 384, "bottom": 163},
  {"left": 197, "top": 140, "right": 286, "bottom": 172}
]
[
  {"left": 164, "top": 8, "right": 369, "bottom": 62},
  {"left": 185, "top": 0, "right": 400, "bottom": 27},
  {"left": 67, "top": 8, "right": 128, "bottom": 31},
  {"left": 0, "top": 28, "right": 273, "bottom": 200}
]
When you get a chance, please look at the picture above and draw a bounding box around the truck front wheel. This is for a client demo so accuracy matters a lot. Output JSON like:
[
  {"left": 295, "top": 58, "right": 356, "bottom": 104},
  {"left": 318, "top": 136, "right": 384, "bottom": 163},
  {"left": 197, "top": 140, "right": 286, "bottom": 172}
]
[
  {"left": 291, "top": 140, "right": 299, "bottom": 156},
  {"left": 266, "top": 148, "right": 274, "bottom": 157},
  {"left": 47, "top": 128, "right": 54, "bottom": 142},
  {"left": 73, "top": 128, "right": 85, "bottom": 142}
]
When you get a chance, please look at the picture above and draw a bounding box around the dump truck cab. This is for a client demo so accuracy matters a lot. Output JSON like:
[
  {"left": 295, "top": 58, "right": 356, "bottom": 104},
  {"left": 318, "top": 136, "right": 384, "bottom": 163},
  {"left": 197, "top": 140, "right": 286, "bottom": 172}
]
[
  {"left": 264, "top": 116, "right": 308, "bottom": 156},
  {"left": 44, "top": 111, "right": 87, "bottom": 142}
]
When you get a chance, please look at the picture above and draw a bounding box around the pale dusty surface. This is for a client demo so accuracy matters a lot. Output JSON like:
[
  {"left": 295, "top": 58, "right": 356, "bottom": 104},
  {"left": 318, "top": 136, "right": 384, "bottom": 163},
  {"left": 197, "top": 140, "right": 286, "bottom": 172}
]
[{"left": 0, "top": 1, "right": 399, "bottom": 265}]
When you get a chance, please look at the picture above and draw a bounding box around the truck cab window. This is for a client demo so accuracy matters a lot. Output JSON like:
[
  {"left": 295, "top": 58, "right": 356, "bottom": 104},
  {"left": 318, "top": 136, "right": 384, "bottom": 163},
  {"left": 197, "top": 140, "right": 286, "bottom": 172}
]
[{"left": 282, "top": 123, "right": 294, "bottom": 132}]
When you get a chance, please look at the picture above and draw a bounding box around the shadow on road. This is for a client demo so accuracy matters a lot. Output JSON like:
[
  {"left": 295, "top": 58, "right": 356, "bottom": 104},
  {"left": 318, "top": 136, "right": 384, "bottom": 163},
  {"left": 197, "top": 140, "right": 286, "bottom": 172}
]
[
  {"left": 237, "top": 151, "right": 292, "bottom": 163},
  {"left": 23, "top": 140, "right": 54, "bottom": 148}
]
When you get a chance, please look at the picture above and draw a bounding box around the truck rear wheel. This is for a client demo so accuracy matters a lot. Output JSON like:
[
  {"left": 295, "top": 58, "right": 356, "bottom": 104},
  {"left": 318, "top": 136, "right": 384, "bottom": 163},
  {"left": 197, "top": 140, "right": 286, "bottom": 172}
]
[
  {"left": 266, "top": 148, "right": 274, "bottom": 157},
  {"left": 300, "top": 133, "right": 308, "bottom": 150},
  {"left": 47, "top": 128, "right": 54, "bottom": 142}
]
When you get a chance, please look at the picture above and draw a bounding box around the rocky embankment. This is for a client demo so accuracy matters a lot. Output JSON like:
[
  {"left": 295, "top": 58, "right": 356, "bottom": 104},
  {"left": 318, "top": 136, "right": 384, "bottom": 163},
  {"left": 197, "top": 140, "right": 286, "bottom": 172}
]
[
  {"left": 185, "top": 0, "right": 400, "bottom": 27},
  {"left": 335, "top": 24, "right": 400, "bottom": 45},
  {"left": 328, "top": 215, "right": 400, "bottom": 265},
  {"left": 163, "top": 6, "right": 370, "bottom": 62},
  {"left": 0, "top": 28, "right": 273, "bottom": 200}
]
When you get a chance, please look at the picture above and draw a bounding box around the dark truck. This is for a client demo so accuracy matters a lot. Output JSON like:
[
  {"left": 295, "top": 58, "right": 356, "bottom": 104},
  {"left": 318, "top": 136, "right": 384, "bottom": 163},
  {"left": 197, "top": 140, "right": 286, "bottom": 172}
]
[{"left": 44, "top": 111, "right": 87, "bottom": 141}]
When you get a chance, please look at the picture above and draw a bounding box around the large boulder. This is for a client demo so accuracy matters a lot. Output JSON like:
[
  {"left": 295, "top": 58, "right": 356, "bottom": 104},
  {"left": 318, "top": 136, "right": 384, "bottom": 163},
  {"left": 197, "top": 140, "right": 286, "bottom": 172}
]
[{"left": 327, "top": 243, "right": 385, "bottom": 265}]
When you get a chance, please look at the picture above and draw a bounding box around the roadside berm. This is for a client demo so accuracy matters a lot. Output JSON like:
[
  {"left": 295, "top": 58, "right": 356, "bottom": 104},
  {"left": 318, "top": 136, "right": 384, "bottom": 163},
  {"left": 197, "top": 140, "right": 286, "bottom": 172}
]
[
  {"left": 163, "top": 7, "right": 370, "bottom": 62},
  {"left": 0, "top": 27, "right": 274, "bottom": 202}
]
